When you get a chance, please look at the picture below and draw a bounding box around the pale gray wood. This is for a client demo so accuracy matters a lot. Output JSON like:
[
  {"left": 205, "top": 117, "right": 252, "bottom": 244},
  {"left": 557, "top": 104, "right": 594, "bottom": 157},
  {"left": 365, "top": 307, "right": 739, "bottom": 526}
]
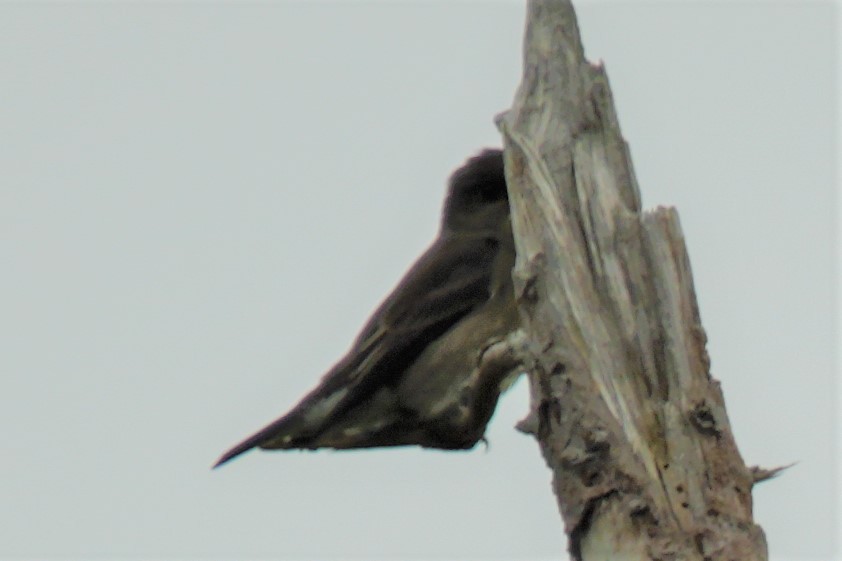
[{"left": 496, "top": 2, "right": 769, "bottom": 559}]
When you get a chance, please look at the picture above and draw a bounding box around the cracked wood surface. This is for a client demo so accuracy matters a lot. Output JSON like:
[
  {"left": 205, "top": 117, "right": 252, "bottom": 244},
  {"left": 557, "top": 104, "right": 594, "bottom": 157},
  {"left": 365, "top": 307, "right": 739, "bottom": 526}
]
[{"left": 496, "top": 2, "right": 768, "bottom": 560}]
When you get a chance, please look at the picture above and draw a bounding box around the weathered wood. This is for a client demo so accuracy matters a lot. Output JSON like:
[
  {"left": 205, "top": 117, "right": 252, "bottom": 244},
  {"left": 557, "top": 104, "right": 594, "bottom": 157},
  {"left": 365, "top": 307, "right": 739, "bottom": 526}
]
[{"left": 496, "top": 2, "right": 768, "bottom": 559}]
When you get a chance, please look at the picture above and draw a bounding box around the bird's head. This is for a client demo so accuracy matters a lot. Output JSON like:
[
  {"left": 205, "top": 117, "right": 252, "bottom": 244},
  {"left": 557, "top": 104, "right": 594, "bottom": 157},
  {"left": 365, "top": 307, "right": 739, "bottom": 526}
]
[{"left": 442, "top": 149, "right": 509, "bottom": 233}]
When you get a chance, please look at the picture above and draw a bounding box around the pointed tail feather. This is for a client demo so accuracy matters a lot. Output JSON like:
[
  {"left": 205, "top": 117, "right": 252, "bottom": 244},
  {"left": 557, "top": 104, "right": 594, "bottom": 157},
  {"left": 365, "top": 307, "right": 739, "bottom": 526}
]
[
  {"left": 212, "top": 413, "right": 304, "bottom": 468},
  {"left": 213, "top": 385, "right": 355, "bottom": 468}
]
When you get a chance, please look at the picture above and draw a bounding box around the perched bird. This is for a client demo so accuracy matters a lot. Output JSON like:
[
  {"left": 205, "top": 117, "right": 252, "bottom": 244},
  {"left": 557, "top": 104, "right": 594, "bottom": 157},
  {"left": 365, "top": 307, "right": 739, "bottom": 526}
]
[{"left": 214, "top": 149, "right": 519, "bottom": 468}]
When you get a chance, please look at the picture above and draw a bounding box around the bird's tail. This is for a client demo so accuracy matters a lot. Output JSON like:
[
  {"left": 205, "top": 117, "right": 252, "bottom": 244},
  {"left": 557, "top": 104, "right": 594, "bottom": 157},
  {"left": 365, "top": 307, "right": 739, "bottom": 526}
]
[
  {"left": 212, "top": 411, "right": 308, "bottom": 468},
  {"left": 213, "top": 346, "right": 384, "bottom": 467},
  {"left": 212, "top": 381, "right": 356, "bottom": 468}
]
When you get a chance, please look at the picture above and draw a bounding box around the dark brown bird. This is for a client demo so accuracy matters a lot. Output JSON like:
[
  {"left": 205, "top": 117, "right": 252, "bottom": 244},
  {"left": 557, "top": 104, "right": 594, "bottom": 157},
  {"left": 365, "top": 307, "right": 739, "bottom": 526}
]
[{"left": 214, "top": 149, "right": 518, "bottom": 468}]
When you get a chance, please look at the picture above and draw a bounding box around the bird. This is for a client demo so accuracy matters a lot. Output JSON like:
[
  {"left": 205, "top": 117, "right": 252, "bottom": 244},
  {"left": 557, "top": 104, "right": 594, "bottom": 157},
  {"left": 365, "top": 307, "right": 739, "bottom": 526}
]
[{"left": 214, "top": 148, "right": 519, "bottom": 468}]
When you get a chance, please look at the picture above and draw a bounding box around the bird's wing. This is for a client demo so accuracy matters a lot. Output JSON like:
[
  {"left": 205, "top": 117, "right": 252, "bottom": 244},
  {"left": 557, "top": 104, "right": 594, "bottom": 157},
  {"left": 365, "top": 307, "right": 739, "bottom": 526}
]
[
  {"left": 213, "top": 233, "right": 499, "bottom": 466},
  {"left": 310, "top": 232, "right": 499, "bottom": 398}
]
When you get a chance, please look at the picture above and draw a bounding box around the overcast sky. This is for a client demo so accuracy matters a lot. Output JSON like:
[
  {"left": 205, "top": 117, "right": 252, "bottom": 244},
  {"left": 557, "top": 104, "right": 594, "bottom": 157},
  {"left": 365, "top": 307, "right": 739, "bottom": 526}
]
[{"left": 1, "top": 2, "right": 838, "bottom": 560}]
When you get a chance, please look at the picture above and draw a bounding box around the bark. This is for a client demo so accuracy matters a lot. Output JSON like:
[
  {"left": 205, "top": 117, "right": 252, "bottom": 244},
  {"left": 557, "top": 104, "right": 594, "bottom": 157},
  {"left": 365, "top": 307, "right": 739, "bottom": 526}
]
[{"left": 496, "top": 2, "right": 768, "bottom": 560}]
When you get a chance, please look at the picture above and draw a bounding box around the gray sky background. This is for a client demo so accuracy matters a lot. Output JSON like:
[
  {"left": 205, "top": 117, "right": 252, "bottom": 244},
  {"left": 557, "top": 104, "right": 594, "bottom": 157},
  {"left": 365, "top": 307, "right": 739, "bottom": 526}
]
[{"left": 1, "top": 2, "right": 837, "bottom": 560}]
